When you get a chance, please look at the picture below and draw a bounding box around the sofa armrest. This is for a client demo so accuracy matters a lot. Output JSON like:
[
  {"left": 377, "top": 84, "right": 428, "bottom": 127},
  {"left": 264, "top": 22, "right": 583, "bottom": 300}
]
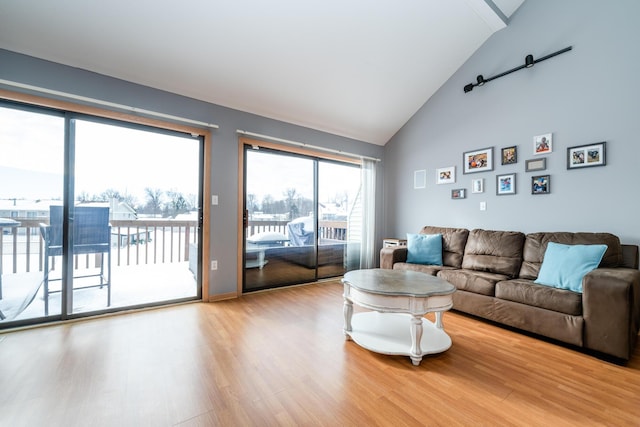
[
  {"left": 622, "top": 244, "right": 639, "bottom": 269},
  {"left": 380, "top": 247, "right": 408, "bottom": 269},
  {"left": 582, "top": 268, "right": 640, "bottom": 360}
]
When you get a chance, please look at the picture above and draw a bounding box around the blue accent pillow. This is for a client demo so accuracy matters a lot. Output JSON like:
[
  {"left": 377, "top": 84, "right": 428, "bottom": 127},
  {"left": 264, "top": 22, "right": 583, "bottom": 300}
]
[
  {"left": 534, "top": 242, "right": 608, "bottom": 293},
  {"left": 406, "top": 233, "right": 443, "bottom": 266}
]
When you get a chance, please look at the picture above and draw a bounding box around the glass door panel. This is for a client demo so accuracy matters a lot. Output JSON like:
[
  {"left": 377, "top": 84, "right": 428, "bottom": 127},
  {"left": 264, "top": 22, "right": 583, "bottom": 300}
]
[
  {"left": 0, "top": 104, "right": 64, "bottom": 322},
  {"left": 317, "top": 161, "right": 361, "bottom": 279},
  {"left": 71, "top": 119, "right": 201, "bottom": 314},
  {"left": 244, "top": 148, "right": 316, "bottom": 291}
]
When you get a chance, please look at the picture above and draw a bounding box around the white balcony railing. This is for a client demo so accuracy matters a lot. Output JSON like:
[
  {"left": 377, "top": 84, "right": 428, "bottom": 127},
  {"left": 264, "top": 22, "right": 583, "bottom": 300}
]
[{"left": 0, "top": 218, "right": 198, "bottom": 277}]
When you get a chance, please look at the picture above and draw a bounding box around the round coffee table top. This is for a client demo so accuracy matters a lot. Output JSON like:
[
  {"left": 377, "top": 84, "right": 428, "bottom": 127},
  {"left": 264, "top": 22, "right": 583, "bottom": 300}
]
[{"left": 343, "top": 268, "right": 455, "bottom": 297}]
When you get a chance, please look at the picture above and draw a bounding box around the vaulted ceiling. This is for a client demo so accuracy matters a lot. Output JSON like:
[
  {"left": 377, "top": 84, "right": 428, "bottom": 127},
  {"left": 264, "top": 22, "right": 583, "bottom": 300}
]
[{"left": 0, "top": 0, "right": 524, "bottom": 145}]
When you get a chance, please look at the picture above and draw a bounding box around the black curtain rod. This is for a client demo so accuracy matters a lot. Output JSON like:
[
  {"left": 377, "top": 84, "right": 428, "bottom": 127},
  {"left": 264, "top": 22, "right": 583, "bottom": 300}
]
[{"left": 464, "top": 46, "right": 573, "bottom": 93}]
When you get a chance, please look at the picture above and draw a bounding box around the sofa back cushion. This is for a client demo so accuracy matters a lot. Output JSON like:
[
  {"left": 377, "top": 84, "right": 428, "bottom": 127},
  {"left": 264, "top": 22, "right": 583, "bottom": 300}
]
[
  {"left": 461, "top": 229, "right": 525, "bottom": 278},
  {"left": 519, "top": 232, "right": 623, "bottom": 280},
  {"left": 419, "top": 226, "right": 469, "bottom": 269}
]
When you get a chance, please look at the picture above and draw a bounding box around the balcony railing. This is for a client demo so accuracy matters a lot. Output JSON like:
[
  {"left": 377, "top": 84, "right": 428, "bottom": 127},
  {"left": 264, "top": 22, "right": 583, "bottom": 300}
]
[
  {"left": 246, "top": 219, "right": 347, "bottom": 241},
  {"left": 0, "top": 218, "right": 198, "bottom": 276},
  {"left": 1, "top": 218, "right": 348, "bottom": 276}
]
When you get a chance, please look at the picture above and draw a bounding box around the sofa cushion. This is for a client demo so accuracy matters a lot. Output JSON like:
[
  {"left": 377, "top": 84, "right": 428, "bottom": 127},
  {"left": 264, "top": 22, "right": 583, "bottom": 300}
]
[
  {"left": 461, "top": 229, "right": 525, "bottom": 278},
  {"left": 534, "top": 242, "right": 607, "bottom": 293},
  {"left": 438, "top": 268, "right": 508, "bottom": 296},
  {"left": 495, "top": 279, "right": 582, "bottom": 316},
  {"left": 406, "top": 233, "right": 443, "bottom": 265},
  {"left": 419, "top": 226, "right": 469, "bottom": 268},
  {"left": 519, "top": 232, "right": 623, "bottom": 279}
]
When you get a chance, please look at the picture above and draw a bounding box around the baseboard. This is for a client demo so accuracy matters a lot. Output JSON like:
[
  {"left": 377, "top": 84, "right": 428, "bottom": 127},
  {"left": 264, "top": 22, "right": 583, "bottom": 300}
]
[{"left": 208, "top": 292, "right": 238, "bottom": 302}]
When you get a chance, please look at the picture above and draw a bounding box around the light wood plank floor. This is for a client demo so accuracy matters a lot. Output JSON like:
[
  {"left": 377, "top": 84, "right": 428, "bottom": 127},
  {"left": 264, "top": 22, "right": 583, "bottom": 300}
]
[{"left": 1, "top": 280, "right": 639, "bottom": 426}]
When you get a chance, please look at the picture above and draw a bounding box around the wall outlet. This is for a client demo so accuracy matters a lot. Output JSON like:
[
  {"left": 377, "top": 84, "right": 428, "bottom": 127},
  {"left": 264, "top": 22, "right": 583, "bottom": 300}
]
[
  {"left": 211, "top": 260, "right": 218, "bottom": 270},
  {"left": 480, "top": 201, "right": 487, "bottom": 211}
]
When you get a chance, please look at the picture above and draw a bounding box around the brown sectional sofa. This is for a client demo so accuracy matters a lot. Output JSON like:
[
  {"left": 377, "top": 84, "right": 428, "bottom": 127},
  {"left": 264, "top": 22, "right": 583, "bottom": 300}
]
[{"left": 380, "top": 226, "right": 640, "bottom": 361}]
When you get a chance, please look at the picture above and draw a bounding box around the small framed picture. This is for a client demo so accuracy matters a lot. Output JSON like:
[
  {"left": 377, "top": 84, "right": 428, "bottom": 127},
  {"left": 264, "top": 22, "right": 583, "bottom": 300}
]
[
  {"left": 451, "top": 189, "right": 466, "bottom": 199},
  {"left": 531, "top": 175, "right": 550, "bottom": 195},
  {"left": 501, "top": 146, "right": 517, "bottom": 165},
  {"left": 496, "top": 173, "right": 516, "bottom": 195},
  {"left": 436, "top": 166, "right": 456, "bottom": 184},
  {"left": 525, "top": 157, "right": 546, "bottom": 172},
  {"left": 471, "top": 178, "right": 484, "bottom": 193},
  {"left": 414, "top": 170, "right": 426, "bottom": 189},
  {"left": 463, "top": 147, "right": 494, "bottom": 174},
  {"left": 534, "top": 133, "right": 552, "bottom": 155},
  {"left": 567, "top": 142, "right": 606, "bottom": 169}
]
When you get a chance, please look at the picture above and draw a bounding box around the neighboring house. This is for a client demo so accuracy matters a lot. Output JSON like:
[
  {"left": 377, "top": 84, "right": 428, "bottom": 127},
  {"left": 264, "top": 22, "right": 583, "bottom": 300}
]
[
  {"left": 79, "top": 199, "right": 137, "bottom": 221},
  {"left": 0, "top": 198, "right": 137, "bottom": 221},
  {"left": 0, "top": 199, "right": 55, "bottom": 219}
]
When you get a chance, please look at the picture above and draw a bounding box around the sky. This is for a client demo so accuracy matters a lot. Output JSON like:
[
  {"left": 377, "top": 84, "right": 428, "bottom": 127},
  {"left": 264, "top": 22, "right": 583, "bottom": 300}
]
[
  {"left": 0, "top": 106, "right": 199, "bottom": 204},
  {"left": 245, "top": 149, "right": 361, "bottom": 208},
  {"left": 1, "top": 105, "right": 360, "bottom": 210}
]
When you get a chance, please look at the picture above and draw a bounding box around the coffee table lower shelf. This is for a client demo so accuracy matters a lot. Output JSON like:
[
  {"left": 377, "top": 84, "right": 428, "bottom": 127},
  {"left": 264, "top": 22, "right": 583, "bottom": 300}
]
[{"left": 346, "top": 311, "right": 452, "bottom": 364}]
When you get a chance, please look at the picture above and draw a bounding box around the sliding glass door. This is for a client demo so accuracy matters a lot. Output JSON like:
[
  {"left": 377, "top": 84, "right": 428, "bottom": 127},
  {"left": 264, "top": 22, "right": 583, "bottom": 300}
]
[
  {"left": 243, "top": 145, "right": 361, "bottom": 292},
  {"left": 70, "top": 118, "right": 202, "bottom": 314},
  {"left": 0, "top": 101, "right": 203, "bottom": 327},
  {"left": 0, "top": 104, "right": 65, "bottom": 322},
  {"left": 244, "top": 148, "right": 317, "bottom": 290}
]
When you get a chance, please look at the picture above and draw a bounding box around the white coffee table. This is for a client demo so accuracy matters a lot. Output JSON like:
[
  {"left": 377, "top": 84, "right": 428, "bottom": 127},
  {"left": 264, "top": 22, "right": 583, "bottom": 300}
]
[{"left": 342, "top": 269, "right": 456, "bottom": 366}]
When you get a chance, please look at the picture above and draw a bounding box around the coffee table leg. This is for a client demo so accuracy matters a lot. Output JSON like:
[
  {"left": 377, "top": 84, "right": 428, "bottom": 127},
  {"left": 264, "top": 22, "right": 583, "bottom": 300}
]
[
  {"left": 343, "top": 297, "right": 353, "bottom": 340},
  {"left": 410, "top": 315, "right": 423, "bottom": 366},
  {"left": 435, "top": 311, "right": 444, "bottom": 329}
]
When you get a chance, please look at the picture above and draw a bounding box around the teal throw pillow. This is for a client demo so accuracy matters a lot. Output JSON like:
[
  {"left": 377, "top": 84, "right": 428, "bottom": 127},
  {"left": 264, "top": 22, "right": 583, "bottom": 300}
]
[
  {"left": 406, "top": 233, "right": 443, "bottom": 266},
  {"left": 534, "top": 242, "right": 608, "bottom": 293}
]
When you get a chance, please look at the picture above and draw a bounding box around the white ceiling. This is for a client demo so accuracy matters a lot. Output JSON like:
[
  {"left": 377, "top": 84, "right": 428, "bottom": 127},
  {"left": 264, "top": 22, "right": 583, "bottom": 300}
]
[{"left": 0, "top": 0, "right": 523, "bottom": 145}]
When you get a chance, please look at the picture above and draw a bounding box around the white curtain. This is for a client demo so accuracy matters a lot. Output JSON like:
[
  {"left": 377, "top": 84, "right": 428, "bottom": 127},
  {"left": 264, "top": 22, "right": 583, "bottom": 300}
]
[{"left": 360, "top": 158, "right": 377, "bottom": 269}]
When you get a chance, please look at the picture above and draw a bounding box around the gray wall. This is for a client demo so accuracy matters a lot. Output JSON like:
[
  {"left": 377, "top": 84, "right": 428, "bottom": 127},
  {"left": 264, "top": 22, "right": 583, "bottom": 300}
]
[
  {"left": 0, "top": 49, "right": 385, "bottom": 296},
  {"left": 383, "top": 0, "right": 640, "bottom": 247}
]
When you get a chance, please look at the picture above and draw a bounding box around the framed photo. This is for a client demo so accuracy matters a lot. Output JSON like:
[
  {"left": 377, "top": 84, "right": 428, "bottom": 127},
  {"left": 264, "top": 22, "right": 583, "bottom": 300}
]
[
  {"left": 436, "top": 166, "right": 455, "bottom": 184},
  {"left": 501, "top": 146, "right": 517, "bottom": 165},
  {"left": 531, "top": 175, "right": 550, "bottom": 195},
  {"left": 525, "top": 157, "right": 546, "bottom": 172},
  {"left": 471, "top": 178, "right": 484, "bottom": 194},
  {"left": 451, "top": 189, "right": 466, "bottom": 199},
  {"left": 414, "top": 169, "right": 426, "bottom": 189},
  {"left": 567, "top": 141, "right": 606, "bottom": 169},
  {"left": 463, "top": 147, "right": 494, "bottom": 174},
  {"left": 534, "top": 133, "right": 552, "bottom": 155},
  {"left": 496, "top": 173, "right": 516, "bottom": 195}
]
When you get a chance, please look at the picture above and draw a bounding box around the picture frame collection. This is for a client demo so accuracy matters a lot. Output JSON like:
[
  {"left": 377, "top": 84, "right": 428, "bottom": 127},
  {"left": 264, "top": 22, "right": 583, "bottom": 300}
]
[{"left": 413, "top": 132, "right": 608, "bottom": 199}]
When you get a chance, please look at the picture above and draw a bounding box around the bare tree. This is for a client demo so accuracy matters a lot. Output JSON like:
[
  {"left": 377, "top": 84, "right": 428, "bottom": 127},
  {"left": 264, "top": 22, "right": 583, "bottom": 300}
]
[
  {"left": 284, "top": 188, "right": 299, "bottom": 219},
  {"left": 145, "top": 188, "right": 163, "bottom": 217},
  {"left": 100, "top": 188, "right": 121, "bottom": 201},
  {"left": 77, "top": 191, "right": 90, "bottom": 202},
  {"left": 166, "top": 190, "right": 190, "bottom": 217},
  {"left": 262, "top": 194, "right": 274, "bottom": 214},
  {"left": 247, "top": 193, "right": 258, "bottom": 214},
  {"left": 120, "top": 193, "right": 137, "bottom": 209}
]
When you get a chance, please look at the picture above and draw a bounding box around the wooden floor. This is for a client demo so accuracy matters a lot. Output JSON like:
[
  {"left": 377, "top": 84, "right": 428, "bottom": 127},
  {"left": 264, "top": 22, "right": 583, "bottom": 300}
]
[{"left": 1, "top": 280, "right": 639, "bottom": 426}]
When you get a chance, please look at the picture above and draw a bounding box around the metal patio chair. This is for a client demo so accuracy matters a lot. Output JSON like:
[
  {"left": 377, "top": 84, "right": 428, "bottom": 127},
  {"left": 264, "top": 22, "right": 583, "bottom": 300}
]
[{"left": 40, "top": 206, "right": 112, "bottom": 315}]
